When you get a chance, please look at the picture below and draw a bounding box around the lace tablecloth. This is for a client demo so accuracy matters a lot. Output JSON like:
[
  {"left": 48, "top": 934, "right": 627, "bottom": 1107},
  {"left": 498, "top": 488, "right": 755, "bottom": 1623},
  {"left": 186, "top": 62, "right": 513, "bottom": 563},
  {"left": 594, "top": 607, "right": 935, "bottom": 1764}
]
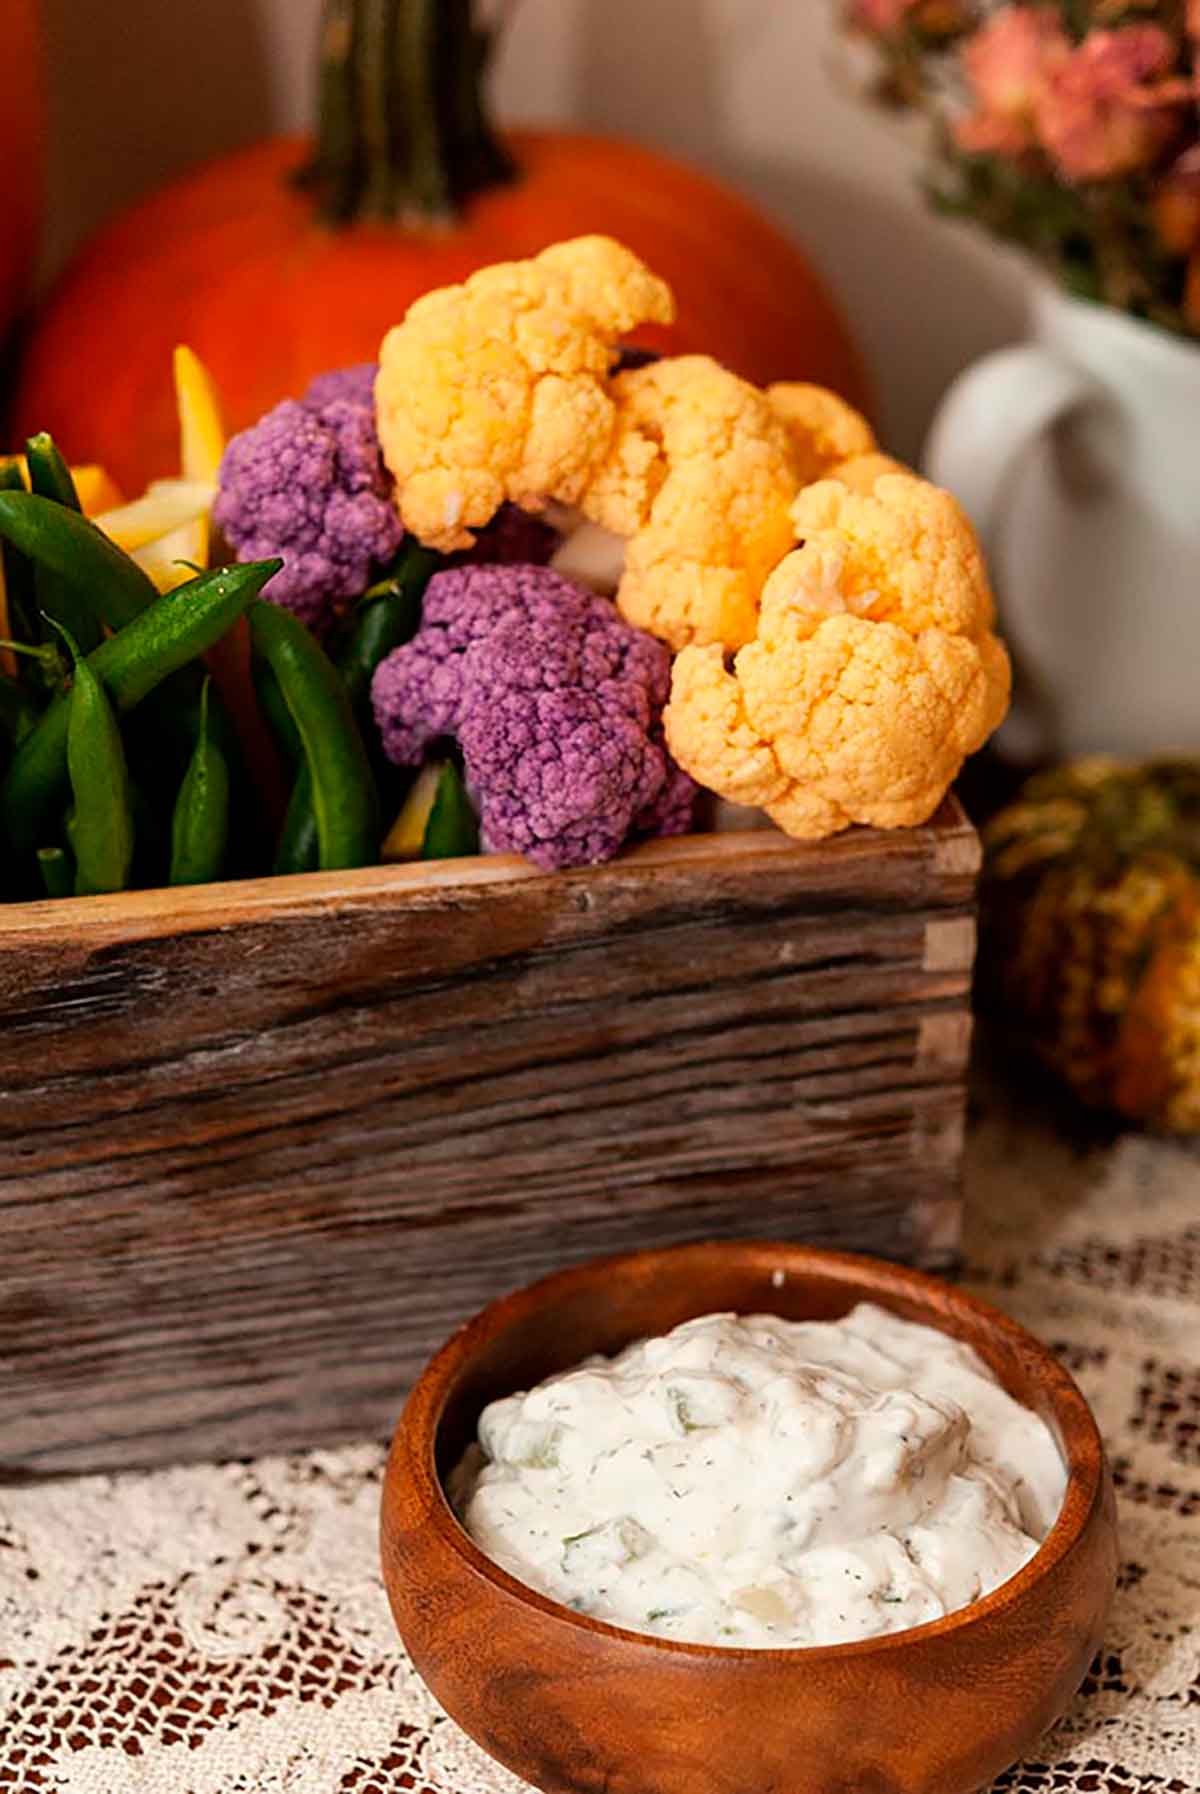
[{"left": 3, "top": 1093, "right": 1198, "bottom": 1792}]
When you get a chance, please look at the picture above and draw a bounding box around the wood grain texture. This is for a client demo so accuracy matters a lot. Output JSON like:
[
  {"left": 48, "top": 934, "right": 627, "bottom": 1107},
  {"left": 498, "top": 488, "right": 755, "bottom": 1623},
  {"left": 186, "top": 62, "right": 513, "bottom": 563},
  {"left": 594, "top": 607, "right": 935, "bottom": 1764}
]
[
  {"left": 0, "top": 801, "right": 980, "bottom": 1474},
  {"left": 382, "top": 1240, "right": 1118, "bottom": 1794}
]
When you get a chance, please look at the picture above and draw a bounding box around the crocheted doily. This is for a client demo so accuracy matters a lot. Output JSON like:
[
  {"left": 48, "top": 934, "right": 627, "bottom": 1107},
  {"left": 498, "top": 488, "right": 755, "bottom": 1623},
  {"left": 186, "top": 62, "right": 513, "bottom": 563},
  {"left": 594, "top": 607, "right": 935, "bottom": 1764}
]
[{"left": 3, "top": 1096, "right": 1198, "bottom": 1791}]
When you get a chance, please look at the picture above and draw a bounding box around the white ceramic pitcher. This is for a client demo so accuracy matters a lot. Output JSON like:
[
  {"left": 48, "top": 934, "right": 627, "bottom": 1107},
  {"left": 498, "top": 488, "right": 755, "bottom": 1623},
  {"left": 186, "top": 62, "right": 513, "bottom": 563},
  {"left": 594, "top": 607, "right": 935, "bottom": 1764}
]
[{"left": 925, "top": 283, "right": 1200, "bottom": 760}]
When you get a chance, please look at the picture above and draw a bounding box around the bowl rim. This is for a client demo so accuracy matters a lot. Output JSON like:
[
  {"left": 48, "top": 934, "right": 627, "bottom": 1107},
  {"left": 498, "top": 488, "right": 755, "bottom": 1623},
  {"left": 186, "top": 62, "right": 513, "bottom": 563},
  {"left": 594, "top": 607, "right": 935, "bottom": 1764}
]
[{"left": 389, "top": 1238, "right": 1108, "bottom": 1663}]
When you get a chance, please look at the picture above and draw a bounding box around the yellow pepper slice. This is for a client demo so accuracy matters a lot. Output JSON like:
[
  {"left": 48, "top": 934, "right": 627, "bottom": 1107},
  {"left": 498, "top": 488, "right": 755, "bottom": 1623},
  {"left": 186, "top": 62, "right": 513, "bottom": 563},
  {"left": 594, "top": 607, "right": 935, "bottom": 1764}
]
[
  {"left": 382, "top": 763, "right": 443, "bottom": 861},
  {"left": 137, "top": 346, "right": 228, "bottom": 588},
  {"left": 175, "top": 345, "right": 226, "bottom": 484}
]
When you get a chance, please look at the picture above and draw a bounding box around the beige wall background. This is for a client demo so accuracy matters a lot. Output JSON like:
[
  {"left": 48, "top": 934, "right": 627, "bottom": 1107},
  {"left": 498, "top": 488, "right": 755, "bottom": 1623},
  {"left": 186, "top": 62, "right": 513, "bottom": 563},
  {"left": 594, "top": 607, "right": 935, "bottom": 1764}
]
[{"left": 40, "top": 0, "right": 1034, "bottom": 462}]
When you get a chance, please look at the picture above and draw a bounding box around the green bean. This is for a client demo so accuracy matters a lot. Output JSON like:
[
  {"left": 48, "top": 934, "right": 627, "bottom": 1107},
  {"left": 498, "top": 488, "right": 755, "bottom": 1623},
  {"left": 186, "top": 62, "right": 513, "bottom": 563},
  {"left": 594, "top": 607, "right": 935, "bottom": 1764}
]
[
  {"left": 0, "top": 460, "right": 40, "bottom": 674},
  {"left": 50, "top": 620, "right": 135, "bottom": 896},
  {"left": 23, "top": 437, "right": 80, "bottom": 511},
  {"left": 341, "top": 545, "right": 440, "bottom": 832},
  {"left": 337, "top": 542, "right": 440, "bottom": 719},
  {"left": 65, "top": 766, "right": 162, "bottom": 894},
  {"left": 273, "top": 763, "right": 320, "bottom": 876},
  {"left": 1, "top": 559, "right": 281, "bottom": 862},
  {"left": 169, "top": 678, "right": 230, "bottom": 886},
  {"left": 255, "top": 657, "right": 302, "bottom": 762},
  {"left": 24, "top": 435, "right": 104, "bottom": 656},
  {"left": 421, "top": 762, "right": 479, "bottom": 859},
  {"left": 0, "top": 490, "right": 158, "bottom": 634},
  {"left": 0, "top": 637, "right": 66, "bottom": 688},
  {"left": 248, "top": 600, "right": 379, "bottom": 871},
  {"left": 36, "top": 845, "right": 75, "bottom": 900}
]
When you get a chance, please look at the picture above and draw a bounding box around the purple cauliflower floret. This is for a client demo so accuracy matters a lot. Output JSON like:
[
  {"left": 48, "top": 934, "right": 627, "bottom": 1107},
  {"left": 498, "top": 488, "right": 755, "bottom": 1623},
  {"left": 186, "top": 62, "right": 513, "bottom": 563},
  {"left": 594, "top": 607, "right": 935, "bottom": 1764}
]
[
  {"left": 636, "top": 745, "right": 700, "bottom": 838},
  {"left": 213, "top": 365, "right": 402, "bottom": 630},
  {"left": 301, "top": 362, "right": 378, "bottom": 412},
  {"left": 372, "top": 564, "right": 697, "bottom": 870}
]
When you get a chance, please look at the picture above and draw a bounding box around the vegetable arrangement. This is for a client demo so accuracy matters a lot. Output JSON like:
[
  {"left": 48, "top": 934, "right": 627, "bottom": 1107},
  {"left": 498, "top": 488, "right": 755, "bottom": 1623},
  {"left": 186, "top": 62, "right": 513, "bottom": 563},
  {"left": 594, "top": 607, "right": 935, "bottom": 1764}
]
[
  {"left": 10, "top": 0, "right": 867, "bottom": 495},
  {"left": 1, "top": 231, "right": 1010, "bottom": 906}
]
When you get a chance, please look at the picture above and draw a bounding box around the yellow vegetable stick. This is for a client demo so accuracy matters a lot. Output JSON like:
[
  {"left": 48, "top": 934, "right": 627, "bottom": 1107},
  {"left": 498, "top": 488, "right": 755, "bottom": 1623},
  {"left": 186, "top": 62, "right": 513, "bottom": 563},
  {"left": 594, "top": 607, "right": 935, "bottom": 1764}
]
[
  {"left": 93, "top": 480, "right": 217, "bottom": 554},
  {"left": 154, "top": 526, "right": 206, "bottom": 580},
  {"left": 71, "top": 465, "right": 125, "bottom": 516},
  {"left": 131, "top": 538, "right": 201, "bottom": 595},
  {"left": 382, "top": 763, "right": 443, "bottom": 861},
  {"left": 175, "top": 345, "right": 226, "bottom": 484},
  {"left": 7, "top": 457, "right": 122, "bottom": 517},
  {"left": 163, "top": 345, "right": 228, "bottom": 574}
]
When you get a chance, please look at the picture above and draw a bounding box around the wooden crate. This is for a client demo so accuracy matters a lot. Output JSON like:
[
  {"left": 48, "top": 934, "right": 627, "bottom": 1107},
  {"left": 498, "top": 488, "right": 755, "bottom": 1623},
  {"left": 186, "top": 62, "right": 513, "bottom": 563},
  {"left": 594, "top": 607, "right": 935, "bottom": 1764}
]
[{"left": 0, "top": 799, "right": 979, "bottom": 1476}]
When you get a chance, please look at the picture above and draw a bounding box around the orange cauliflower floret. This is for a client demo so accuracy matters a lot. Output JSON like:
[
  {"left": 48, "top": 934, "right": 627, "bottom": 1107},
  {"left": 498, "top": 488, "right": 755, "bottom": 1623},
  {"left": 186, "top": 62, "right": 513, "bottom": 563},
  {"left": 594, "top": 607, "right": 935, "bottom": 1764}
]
[
  {"left": 664, "top": 472, "right": 1011, "bottom": 839},
  {"left": 767, "top": 382, "right": 877, "bottom": 483},
  {"left": 826, "top": 451, "right": 912, "bottom": 494},
  {"left": 580, "top": 355, "right": 803, "bottom": 653},
  {"left": 374, "top": 236, "right": 675, "bottom": 552}
]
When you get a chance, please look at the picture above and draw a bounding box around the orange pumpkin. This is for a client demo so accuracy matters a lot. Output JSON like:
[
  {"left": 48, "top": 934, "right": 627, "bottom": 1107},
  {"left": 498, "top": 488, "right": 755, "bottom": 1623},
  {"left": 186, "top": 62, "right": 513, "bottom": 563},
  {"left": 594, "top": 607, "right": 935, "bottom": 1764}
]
[
  {"left": 0, "top": 0, "right": 42, "bottom": 343},
  {"left": 13, "top": 2, "right": 867, "bottom": 495}
]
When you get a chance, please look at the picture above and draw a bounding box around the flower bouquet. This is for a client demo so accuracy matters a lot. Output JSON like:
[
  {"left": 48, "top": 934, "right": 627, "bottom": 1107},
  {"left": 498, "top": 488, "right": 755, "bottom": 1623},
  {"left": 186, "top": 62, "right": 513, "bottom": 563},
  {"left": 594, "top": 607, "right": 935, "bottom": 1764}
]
[{"left": 845, "top": 0, "right": 1200, "bottom": 334}]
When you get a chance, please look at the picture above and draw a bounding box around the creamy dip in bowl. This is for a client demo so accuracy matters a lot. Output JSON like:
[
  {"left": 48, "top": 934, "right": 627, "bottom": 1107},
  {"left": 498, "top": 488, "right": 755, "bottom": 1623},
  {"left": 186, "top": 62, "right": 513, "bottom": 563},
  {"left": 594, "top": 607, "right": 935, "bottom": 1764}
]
[
  {"left": 381, "top": 1241, "right": 1117, "bottom": 1794},
  {"left": 449, "top": 1303, "right": 1066, "bottom": 1649}
]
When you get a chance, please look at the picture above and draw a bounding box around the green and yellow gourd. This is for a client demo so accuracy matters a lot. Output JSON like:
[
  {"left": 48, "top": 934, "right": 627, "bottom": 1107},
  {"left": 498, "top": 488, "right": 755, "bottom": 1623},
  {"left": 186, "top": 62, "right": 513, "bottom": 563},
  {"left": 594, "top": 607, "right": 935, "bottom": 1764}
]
[{"left": 980, "top": 758, "right": 1200, "bottom": 1132}]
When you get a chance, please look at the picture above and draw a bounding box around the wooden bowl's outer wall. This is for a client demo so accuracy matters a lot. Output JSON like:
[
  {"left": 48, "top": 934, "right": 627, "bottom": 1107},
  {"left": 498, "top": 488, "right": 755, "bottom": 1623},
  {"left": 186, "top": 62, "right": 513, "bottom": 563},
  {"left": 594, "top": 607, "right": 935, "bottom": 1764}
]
[
  {"left": 0, "top": 807, "right": 979, "bottom": 1473},
  {"left": 382, "top": 1243, "right": 1119, "bottom": 1794}
]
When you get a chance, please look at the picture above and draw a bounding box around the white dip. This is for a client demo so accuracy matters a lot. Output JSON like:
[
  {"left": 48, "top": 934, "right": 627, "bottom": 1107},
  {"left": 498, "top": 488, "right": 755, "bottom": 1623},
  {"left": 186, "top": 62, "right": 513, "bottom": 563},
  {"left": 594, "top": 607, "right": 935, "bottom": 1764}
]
[{"left": 449, "top": 1303, "right": 1067, "bottom": 1649}]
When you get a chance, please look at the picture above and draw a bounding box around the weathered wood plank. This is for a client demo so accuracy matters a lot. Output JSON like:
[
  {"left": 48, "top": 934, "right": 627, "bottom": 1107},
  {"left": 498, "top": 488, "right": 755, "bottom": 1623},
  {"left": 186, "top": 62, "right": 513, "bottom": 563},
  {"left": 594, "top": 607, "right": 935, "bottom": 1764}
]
[
  {"left": 0, "top": 801, "right": 979, "bottom": 1473},
  {"left": 7, "top": 1118, "right": 966, "bottom": 1474}
]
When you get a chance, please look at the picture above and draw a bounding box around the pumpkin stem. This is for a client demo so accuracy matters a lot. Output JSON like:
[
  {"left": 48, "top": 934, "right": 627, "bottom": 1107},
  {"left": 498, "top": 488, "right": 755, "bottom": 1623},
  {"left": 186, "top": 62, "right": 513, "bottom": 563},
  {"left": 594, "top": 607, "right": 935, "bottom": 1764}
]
[{"left": 295, "top": 0, "right": 516, "bottom": 225}]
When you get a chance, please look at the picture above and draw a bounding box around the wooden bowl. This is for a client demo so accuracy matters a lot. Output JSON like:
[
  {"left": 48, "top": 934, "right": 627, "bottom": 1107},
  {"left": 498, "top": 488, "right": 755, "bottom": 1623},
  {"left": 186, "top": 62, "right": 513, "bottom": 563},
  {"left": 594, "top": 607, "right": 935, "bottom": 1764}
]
[{"left": 380, "top": 1242, "right": 1118, "bottom": 1794}]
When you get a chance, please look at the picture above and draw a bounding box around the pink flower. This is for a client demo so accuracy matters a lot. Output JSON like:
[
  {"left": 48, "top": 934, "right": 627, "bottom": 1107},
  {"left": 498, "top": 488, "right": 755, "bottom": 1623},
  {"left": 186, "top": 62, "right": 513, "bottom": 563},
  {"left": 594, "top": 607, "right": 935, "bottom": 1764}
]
[
  {"left": 1035, "top": 26, "right": 1189, "bottom": 181},
  {"left": 957, "top": 8, "right": 1070, "bottom": 157}
]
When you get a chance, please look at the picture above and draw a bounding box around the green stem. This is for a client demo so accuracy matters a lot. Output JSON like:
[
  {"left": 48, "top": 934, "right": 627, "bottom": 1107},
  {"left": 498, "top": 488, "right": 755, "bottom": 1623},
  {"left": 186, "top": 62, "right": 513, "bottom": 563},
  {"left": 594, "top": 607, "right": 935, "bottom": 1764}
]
[
  {"left": 360, "top": 0, "right": 399, "bottom": 217},
  {"left": 0, "top": 637, "right": 65, "bottom": 681},
  {"left": 393, "top": 0, "right": 452, "bottom": 219},
  {"left": 296, "top": 0, "right": 516, "bottom": 226},
  {"left": 294, "top": 0, "right": 363, "bottom": 220}
]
